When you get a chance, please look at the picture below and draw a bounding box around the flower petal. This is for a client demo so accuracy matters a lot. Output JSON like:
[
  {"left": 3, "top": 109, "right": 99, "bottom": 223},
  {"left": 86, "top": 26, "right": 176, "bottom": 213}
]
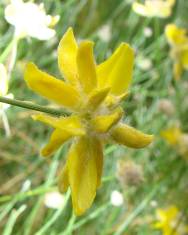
[
  {"left": 93, "top": 137, "right": 104, "bottom": 188},
  {"left": 67, "top": 137, "right": 100, "bottom": 215},
  {"left": 161, "top": 127, "right": 182, "bottom": 145},
  {"left": 0, "top": 64, "right": 8, "bottom": 96},
  {"left": 173, "top": 62, "right": 183, "bottom": 80},
  {"left": 32, "top": 114, "right": 85, "bottom": 136},
  {"left": 97, "top": 43, "right": 134, "bottom": 95},
  {"left": 77, "top": 41, "right": 97, "bottom": 94},
  {"left": 24, "top": 62, "right": 82, "bottom": 111},
  {"left": 92, "top": 108, "right": 123, "bottom": 133},
  {"left": 86, "top": 87, "right": 110, "bottom": 110},
  {"left": 165, "top": 24, "right": 187, "bottom": 45},
  {"left": 105, "top": 92, "right": 129, "bottom": 108},
  {"left": 182, "top": 49, "right": 188, "bottom": 69},
  {"left": 58, "top": 163, "right": 69, "bottom": 193},
  {"left": 132, "top": 2, "right": 149, "bottom": 17},
  {"left": 41, "top": 128, "right": 72, "bottom": 157},
  {"left": 58, "top": 28, "right": 79, "bottom": 86},
  {"left": 111, "top": 123, "right": 153, "bottom": 148}
]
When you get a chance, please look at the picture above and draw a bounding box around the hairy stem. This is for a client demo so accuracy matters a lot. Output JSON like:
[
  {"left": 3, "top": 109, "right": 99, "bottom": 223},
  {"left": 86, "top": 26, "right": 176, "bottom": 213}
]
[{"left": 0, "top": 96, "right": 69, "bottom": 117}]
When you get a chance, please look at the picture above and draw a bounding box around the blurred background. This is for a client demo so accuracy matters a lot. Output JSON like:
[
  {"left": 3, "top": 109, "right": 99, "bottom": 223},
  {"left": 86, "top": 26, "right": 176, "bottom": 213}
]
[{"left": 0, "top": 0, "right": 188, "bottom": 234}]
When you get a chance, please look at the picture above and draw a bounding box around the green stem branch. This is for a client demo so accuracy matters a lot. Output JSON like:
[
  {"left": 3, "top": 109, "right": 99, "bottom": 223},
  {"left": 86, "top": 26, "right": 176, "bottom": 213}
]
[
  {"left": 0, "top": 38, "right": 17, "bottom": 63},
  {"left": 0, "top": 96, "right": 69, "bottom": 116}
]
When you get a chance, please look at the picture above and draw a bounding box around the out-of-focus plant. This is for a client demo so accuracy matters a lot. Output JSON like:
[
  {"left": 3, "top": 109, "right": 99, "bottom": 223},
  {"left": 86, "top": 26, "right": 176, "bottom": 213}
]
[
  {"left": 132, "top": 0, "right": 175, "bottom": 18},
  {"left": 158, "top": 98, "right": 175, "bottom": 117},
  {"left": 154, "top": 206, "right": 188, "bottom": 235},
  {"left": 161, "top": 126, "right": 188, "bottom": 159},
  {"left": 23, "top": 27, "right": 154, "bottom": 215},
  {"left": 165, "top": 24, "right": 188, "bottom": 80},
  {"left": 116, "top": 160, "right": 144, "bottom": 187}
]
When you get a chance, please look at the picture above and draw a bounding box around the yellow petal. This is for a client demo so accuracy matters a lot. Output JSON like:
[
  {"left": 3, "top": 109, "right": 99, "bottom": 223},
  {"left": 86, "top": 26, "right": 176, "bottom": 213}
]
[
  {"left": 24, "top": 62, "right": 82, "bottom": 111},
  {"left": 111, "top": 123, "right": 153, "bottom": 148},
  {"left": 92, "top": 108, "right": 123, "bottom": 133},
  {"left": 165, "top": 24, "right": 188, "bottom": 45},
  {"left": 105, "top": 92, "right": 129, "bottom": 108},
  {"left": 67, "top": 137, "right": 101, "bottom": 215},
  {"left": 161, "top": 127, "right": 182, "bottom": 145},
  {"left": 77, "top": 41, "right": 97, "bottom": 94},
  {"left": 156, "top": 209, "right": 167, "bottom": 222},
  {"left": 97, "top": 43, "right": 134, "bottom": 95},
  {"left": 164, "top": 206, "right": 179, "bottom": 220},
  {"left": 32, "top": 114, "right": 85, "bottom": 136},
  {"left": 58, "top": 163, "right": 69, "bottom": 193},
  {"left": 153, "top": 221, "right": 163, "bottom": 229},
  {"left": 41, "top": 128, "right": 72, "bottom": 157},
  {"left": 92, "top": 137, "right": 103, "bottom": 188},
  {"left": 173, "top": 62, "right": 183, "bottom": 80},
  {"left": 167, "top": 0, "right": 176, "bottom": 6},
  {"left": 182, "top": 49, "right": 188, "bottom": 69},
  {"left": 86, "top": 87, "right": 110, "bottom": 110},
  {"left": 58, "top": 28, "right": 78, "bottom": 86}
]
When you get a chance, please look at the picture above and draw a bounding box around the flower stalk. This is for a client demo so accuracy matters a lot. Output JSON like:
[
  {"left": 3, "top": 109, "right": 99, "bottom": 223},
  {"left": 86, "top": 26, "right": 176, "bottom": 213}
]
[
  {"left": 0, "top": 38, "right": 17, "bottom": 64},
  {"left": 0, "top": 96, "right": 68, "bottom": 117}
]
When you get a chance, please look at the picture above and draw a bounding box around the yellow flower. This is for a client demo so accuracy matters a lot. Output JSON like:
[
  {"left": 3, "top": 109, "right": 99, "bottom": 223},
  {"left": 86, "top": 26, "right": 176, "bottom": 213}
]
[
  {"left": 24, "top": 28, "right": 153, "bottom": 215},
  {"left": 165, "top": 24, "right": 188, "bottom": 80},
  {"left": 5, "top": 0, "right": 59, "bottom": 40},
  {"left": 161, "top": 127, "right": 188, "bottom": 159},
  {"left": 132, "top": 0, "right": 175, "bottom": 18},
  {"left": 154, "top": 206, "right": 188, "bottom": 235}
]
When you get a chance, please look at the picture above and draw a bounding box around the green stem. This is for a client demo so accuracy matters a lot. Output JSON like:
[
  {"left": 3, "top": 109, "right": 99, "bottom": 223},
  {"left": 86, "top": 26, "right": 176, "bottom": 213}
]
[
  {"left": 0, "top": 38, "right": 17, "bottom": 64},
  {"left": 0, "top": 96, "right": 69, "bottom": 116}
]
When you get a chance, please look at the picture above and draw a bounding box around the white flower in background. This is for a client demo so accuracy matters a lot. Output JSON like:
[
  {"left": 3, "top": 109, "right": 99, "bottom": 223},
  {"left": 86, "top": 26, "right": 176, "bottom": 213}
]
[
  {"left": 144, "top": 27, "right": 153, "bottom": 38},
  {"left": 5, "top": 0, "right": 59, "bottom": 40},
  {"left": 0, "top": 63, "right": 13, "bottom": 136},
  {"left": 110, "top": 190, "right": 123, "bottom": 207},
  {"left": 150, "top": 200, "right": 158, "bottom": 207},
  {"left": 21, "top": 179, "right": 31, "bottom": 192},
  {"left": 44, "top": 191, "right": 65, "bottom": 209},
  {"left": 97, "top": 24, "right": 111, "bottom": 42},
  {"left": 0, "top": 64, "right": 8, "bottom": 98},
  {"left": 0, "top": 64, "right": 13, "bottom": 111},
  {"left": 132, "top": 0, "right": 175, "bottom": 18},
  {"left": 137, "top": 56, "right": 152, "bottom": 71}
]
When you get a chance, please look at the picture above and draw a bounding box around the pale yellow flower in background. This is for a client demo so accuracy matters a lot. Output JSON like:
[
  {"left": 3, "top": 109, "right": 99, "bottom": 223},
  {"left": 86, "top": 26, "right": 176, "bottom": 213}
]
[
  {"left": 154, "top": 206, "right": 188, "bottom": 235},
  {"left": 5, "top": 0, "right": 59, "bottom": 40},
  {"left": 165, "top": 24, "right": 188, "bottom": 80},
  {"left": 161, "top": 127, "right": 188, "bottom": 159},
  {"left": 24, "top": 27, "right": 153, "bottom": 215},
  {"left": 132, "top": 0, "right": 175, "bottom": 18}
]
